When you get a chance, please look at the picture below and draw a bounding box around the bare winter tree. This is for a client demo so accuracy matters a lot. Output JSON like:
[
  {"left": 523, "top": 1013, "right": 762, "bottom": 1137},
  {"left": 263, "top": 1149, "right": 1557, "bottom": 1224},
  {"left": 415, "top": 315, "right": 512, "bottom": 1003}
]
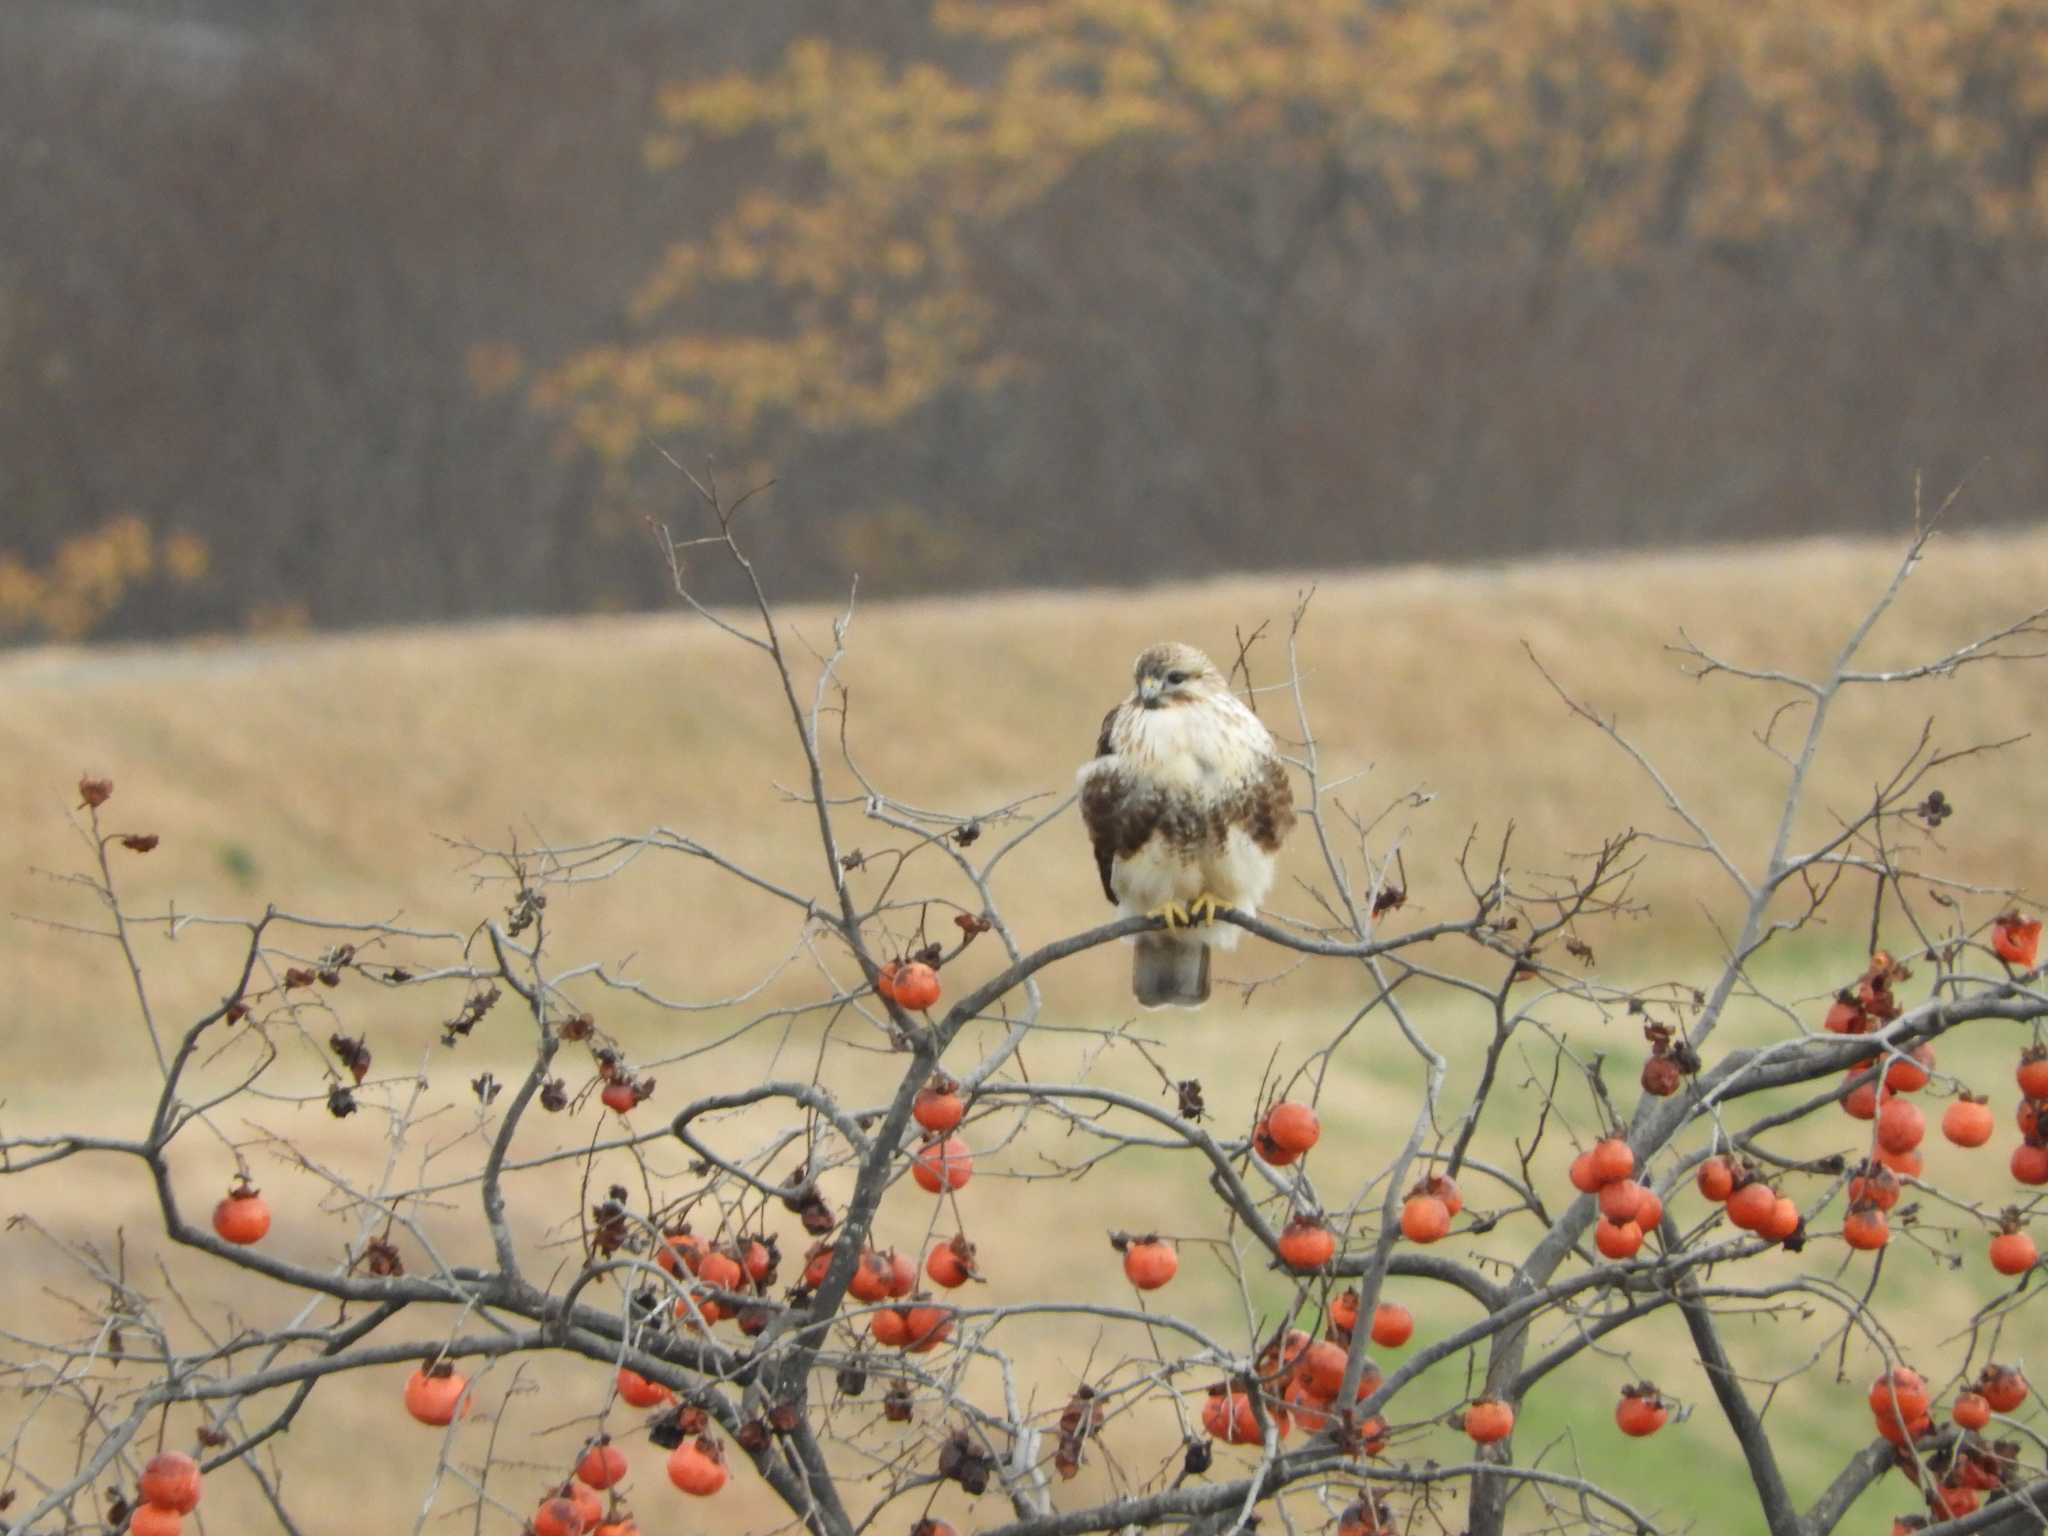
[{"left": 5, "top": 482, "right": 2048, "bottom": 1536}]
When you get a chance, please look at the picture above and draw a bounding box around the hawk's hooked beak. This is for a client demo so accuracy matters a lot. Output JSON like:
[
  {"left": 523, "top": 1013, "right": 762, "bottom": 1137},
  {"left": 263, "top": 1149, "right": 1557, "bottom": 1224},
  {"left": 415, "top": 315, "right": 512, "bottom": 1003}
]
[{"left": 1138, "top": 677, "right": 1164, "bottom": 709}]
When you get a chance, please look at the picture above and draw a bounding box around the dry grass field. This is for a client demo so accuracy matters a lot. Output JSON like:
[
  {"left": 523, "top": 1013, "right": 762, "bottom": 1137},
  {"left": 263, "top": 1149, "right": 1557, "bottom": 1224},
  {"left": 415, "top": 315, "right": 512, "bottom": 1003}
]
[{"left": 3, "top": 525, "right": 2045, "bottom": 1534}]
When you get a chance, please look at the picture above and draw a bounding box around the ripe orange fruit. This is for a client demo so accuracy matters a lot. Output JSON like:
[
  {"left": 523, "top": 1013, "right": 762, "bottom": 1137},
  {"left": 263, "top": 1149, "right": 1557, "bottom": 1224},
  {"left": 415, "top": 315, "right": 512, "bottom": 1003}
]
[
  {"left": 1568, "top": 1150, "right": 1603, "bottom": 1194},
  {"left": 911, "top": 1134, "right": 973, "bottom": 1193},
  {"left": 140, "top": 1453, "right": 202, "bottom": 1514},
  {"left": 873, "top": 962, "right": 900, "bottom": 1001},
  {"left": 1633, "top": 1188, "right": 1664, "bottom": 1232},
  {"left": 1871, "top": 1406, "right": 1930, "bottom": 1447},
  {"left": 1297, "top": 1339, "right": 1348, "bottom": 1398},
  {"left": 577, "top": 1439, "right": 628, "bottom": 1490},
  {"left": 695, "top": 1249, "right": 743, "bottom": 1291},
  {"left": 403, "top": 1365, "right": 472, "bottom": 1426},
  {"left": 1847, "top": 1163, "right": 1900, "bottom": 1211},
  {"left": 882, "top": 1248, "right": 918, "bottom": 1299},
  {"left": 1263, "top": 1100, "right": 1321, "bottom": 1155},
  {"left": 1597, "top": 1179, "right": 1647, "bottom": 1225},
  {"left": 1953, "top": 1391, "right": 1991, "bottom": 1430},
  {"left": 925, "top": 1235, "right": 976, "bottom": 1288},
  {"left": 1282, "top": 1371, "right": 1333, "bottom": 1431},
  {"left": 1869, "top": 1367, "right": 1930, "bottom": 1422},
  {"left": 1614, "top": 1386, "right": 1667, "bottom": 1437},
  {"left": 2012, "top": 1142, "right": 2048, "bottom": 1185},
  {"left": 1979, "top": 1364, "right": 2027, "bottom": 1413},
  {"left": 1251, "top": 1113, "right": 1299, "bottom": 1165},
  {"left": 1823, "top": 996, "right": 1865, "bottom": 1034},
  {"left": 1842, "top": 1206, "right": 1889, "bottom": 1251},
  {"left": 901, "top": 1301, "right": 954, "bottom": 1352},
  {"left": 1201, "top": 1383, "right": 1262, "bottom": 1444},
  {"left": 212, "top": 1181, "right": 271, "bottom": 1245},
  {"left": 538, "top": 1486, "right": 598, "bottom": 1535},
  {"left": 1695, "top": 1158, "right": 1735, "bottom": 1202},
  {"left": 1589, "top": 1138, "right": 1635, "bottom": 1185},
  {"left": 1873, "top": 1143, "right": 1923, "bottom": 1178},
  {"left": 572, "top": 1480, "right": 608, "bottom": 1526},
  {"left": 128, "top": 1507, "right": 184, "bottom": 1536},
  {"left": 1883, "top": 1043, "right": 1934, "bottom": 1093},
  {"left": 1463, "top": 1396, "right": 1515, "bottom": 1444},
  {"left": 1876, "top": 1097, "right": 1925, "bottom": 1154},
  {"left": 654, "top": 1229, "right": 707, "bottom": 1276},
  {"left": 1328, "top": 1289, "right": 1360, "bottom": 1332},
  {"left": 1988, "top": 1227, "right": 2037, "bottom": 1276},
  {"left": 912, "top": 1076, "right": 964, "bottom": 1133},
  {"left": 1760, "top": 1196, "right": 1800, "bottom": 1242},
  {"left": 1337, "top": 1497, "right": 1392, "bottom": 1536},
  {"left": 665, "top": 1436, "right": 728, "bottom": 1496},
  {"left": 1992, "top": 914, "right": 2041, "bottom": 969},
  {"left": 1594, "top": 1218, "right": 1642, "bottom": 1259},
  {"left": 616, "top": 1367, "right": 671, "bottom": 1408},
  {"left": 846, "top": 1249, "right": 890, "bottom": 1302},
  {"left": 1121, "top": 1235, "right": 1178, "bottom": 1290},
  {"left": 869, "top": 1307, "right": 910, "bottom": 1348},
  {"left": 2020, "top": 1048, "right": 2048, "bottom": 1099},
  {"left": 891, "top": 962, "right": 941, "bottom": 1011},
  {"left": 1841, "top": 1073, "right": 1880, "bottom": 1120},
  {"left": 1370, "top": 1302, "right": 1413, "bottom": 1348},
  {"left": 1725, "top": 1181, "right": 1776, "bottom": 1231},
  {"left": 600, "top": 1079, "right": 641, "bottom": 1114},
  {"left": 1399, "top": 1194, "right": 1450, "bottom": 1244},
  {"left": 1277, "top": 1214, "right": 1338, "bottom": 1270}
]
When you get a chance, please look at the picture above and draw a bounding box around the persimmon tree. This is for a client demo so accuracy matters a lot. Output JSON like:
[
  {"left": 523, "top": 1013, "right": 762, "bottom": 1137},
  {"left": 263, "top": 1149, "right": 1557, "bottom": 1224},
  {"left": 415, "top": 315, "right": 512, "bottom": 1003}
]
[{"left": 7, "top": 486, "right": 2048, "bottom": 1536}]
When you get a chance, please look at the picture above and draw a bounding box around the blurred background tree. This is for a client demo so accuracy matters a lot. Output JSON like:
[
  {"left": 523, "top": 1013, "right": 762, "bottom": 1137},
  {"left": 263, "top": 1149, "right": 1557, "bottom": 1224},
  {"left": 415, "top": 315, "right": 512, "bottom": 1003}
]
[{"left": 6, "top": 0, "right": 2046, "bottom": 642}]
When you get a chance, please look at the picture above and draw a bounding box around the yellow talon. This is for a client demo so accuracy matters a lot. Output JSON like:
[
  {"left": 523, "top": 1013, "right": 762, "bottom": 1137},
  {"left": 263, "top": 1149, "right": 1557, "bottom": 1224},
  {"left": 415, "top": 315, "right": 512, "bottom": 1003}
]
[
  {"left": 1148, "top": 901, "right": 1192, "bottom": 929},
  {"left": 1186, "top": 892, "right": 1227, "bottom": 925}
]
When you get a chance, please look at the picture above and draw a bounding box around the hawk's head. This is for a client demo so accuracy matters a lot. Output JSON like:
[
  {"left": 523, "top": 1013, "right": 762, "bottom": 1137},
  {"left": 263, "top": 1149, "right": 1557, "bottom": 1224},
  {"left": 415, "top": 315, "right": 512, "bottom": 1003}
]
[{"left": 1131, "top": 642, "right": 1224, "bottom": 710}]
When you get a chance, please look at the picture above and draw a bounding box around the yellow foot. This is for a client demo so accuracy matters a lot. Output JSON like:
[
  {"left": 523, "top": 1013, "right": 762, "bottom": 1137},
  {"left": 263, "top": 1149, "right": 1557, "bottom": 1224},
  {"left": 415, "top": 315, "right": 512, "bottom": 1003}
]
[
  {"left": 1186, "top": 892, "right": 1228, "bottom": 925},
  {"left": 1147, "top": 901, "right": 1192, "bottom": 929}
]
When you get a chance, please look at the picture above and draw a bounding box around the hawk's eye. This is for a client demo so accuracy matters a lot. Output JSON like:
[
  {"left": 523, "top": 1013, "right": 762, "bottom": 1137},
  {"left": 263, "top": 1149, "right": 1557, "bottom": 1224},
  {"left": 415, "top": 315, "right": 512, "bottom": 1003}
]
[{"left": 1165, "top": 670, "right": 1187, "bottom": 685}]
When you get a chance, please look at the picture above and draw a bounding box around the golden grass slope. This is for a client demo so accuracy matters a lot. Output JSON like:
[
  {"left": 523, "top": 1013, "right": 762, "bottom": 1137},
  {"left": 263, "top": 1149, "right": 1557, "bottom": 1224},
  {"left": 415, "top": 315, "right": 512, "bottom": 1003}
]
[{"left": 5, "top": 528, "right": 2044, "bottom": 1075}]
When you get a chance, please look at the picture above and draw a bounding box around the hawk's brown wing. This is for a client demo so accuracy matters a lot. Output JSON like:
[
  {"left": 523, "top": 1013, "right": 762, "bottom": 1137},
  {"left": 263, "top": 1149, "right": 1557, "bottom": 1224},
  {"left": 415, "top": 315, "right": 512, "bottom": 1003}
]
[{"left": 1081, "top": 704, "right": 1136, "bottom": 905}]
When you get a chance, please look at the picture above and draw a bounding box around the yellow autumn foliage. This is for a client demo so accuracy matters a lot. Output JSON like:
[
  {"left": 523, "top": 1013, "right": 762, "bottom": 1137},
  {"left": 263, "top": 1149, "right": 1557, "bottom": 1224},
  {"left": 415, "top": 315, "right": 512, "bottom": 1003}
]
[
  {"left": 532, "top": 0, "right": 2048, "bottom": 464},
  {"left": 1, "top": 518, "right": 211, "bottom": 643}
]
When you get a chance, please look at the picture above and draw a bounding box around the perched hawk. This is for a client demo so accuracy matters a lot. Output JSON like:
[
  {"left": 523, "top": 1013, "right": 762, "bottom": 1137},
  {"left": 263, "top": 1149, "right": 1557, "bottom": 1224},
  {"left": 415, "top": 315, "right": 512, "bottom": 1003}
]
[{"left": 1079, "top": 643, "right": 1295, "bottom": 1008}]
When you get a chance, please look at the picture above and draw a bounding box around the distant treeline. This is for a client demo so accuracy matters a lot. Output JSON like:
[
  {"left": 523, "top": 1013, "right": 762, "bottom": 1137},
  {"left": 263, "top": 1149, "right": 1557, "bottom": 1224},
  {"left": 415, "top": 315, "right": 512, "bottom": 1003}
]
[{"left": 5, "top": 0, "right": 2046, "bottom": 642}]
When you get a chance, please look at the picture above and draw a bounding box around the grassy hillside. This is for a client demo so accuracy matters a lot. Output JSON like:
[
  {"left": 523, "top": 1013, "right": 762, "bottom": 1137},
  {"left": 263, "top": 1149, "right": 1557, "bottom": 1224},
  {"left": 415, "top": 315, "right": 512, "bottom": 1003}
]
[
  {"left": 2, "top": 527, "right": 2044, "bottom": 1534},
  {"left": 7, "top": 528, "right": 2045, "bottom": 1052}
]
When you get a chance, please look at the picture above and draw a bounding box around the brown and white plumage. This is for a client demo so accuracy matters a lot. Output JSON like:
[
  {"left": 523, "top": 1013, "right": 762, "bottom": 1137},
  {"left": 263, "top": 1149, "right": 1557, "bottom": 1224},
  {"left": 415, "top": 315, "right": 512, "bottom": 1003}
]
[{"left": 1078, "top": 643, "right": 1295, "bottom": 1008}]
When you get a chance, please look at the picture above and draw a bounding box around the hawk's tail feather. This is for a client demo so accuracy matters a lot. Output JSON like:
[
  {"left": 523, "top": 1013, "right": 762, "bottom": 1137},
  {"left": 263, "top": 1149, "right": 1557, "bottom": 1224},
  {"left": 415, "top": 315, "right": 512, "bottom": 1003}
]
[{"left": 1133, "top": 934, "right": 1209, "bottom": 1009}]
